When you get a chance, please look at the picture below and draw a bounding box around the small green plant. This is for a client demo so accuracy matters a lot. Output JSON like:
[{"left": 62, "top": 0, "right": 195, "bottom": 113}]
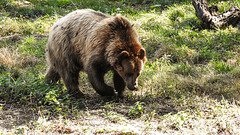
[
  {"left": 45, "top": 90, "right": 59, "bottom": 105},
  {"left": 128, "top": 101, "right": 145, "bottom": 118},
  {"left": 104, "top": 102, "right": 114, "bottom": 111},
  {"left": 105, "top": 111, "right": 125, "bottom": 123},
  {"left": 174, "top": 62, "right": 193, "bottom": 76},
  {"left": 169, "top": 9, "right": 185, "bottom": 22},
  {"left": 213, "top": 61, "right": 234, "bottom": 73}
]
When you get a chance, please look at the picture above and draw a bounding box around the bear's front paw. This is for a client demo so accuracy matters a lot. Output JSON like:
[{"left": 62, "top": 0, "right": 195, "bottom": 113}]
[
  {"left": 69, "top": 89, "right": 84, "bottom": 98},
  {"left": 97, "top": 86, "right": 115, "bottom": 97},
  {"left": 117, "top": 91, "right": 124, "bottom": 99}
]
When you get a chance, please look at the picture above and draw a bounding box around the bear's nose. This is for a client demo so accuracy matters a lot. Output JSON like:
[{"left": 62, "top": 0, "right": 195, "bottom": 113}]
[{"left": 128, "top": 83, "right": 138, "bottom": 91}]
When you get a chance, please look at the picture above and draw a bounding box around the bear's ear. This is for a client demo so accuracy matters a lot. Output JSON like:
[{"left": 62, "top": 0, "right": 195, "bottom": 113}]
[
  {"left": 118, "top": 51, "right": 130, "bottom": 61},
  {"left": 138, "top": 48, "right": 146, "bottom": 59}
]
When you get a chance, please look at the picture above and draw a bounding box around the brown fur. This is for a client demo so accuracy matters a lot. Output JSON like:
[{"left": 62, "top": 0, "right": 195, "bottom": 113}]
[{"left": 45, "top": 9, "right": 147, "bottom": 98}]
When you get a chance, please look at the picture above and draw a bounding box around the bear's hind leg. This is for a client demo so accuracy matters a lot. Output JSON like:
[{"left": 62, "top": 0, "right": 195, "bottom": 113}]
[
  {"left": 60, "top": 70, "right": 84, "bottom": 98},
  {"left": 113, "top": 70, "right": 126, "bottom": 98},
  {"left": 45, "top": 67, "right": 60, "bottom": 83}
]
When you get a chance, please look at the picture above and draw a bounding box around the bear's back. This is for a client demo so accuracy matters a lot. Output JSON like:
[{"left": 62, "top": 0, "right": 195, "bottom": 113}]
[
  {"left": 49, "top": 9, "right": 110, "bottom": 38},
  {"left": 59, "top": 9, "right": 109, "bottom": 28},
  {"left": 47, "top": 9, "right": 111, "bottom": 57}
]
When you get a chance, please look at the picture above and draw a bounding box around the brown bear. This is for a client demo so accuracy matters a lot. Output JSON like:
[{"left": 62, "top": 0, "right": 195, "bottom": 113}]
[{"left": 45, "top": 9, "right": 147, "bottom": 98}]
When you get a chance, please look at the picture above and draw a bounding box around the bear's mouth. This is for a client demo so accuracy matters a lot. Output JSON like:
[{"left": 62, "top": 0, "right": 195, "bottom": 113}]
[{"left": 127, "top": 85, "right": 138, "bottom": 91}]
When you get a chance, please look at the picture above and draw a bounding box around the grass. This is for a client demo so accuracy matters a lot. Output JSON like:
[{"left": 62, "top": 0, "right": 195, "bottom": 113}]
[{"left": 0, "top": 0, "right": 240, "bottom": 134}]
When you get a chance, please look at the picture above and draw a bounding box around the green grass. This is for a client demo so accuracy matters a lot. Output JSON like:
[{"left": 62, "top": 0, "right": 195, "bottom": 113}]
[{"left": 0, "top": 0, "right": 240, "bottom": 134}]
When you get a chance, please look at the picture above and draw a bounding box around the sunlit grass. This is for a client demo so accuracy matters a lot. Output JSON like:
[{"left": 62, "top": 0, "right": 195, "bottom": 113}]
[{"left": 0, "top": 15, "right": 59, "bottom": 36}]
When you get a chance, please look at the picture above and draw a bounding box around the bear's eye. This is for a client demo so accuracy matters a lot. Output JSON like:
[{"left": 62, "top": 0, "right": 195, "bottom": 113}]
[
  {"left": 126, "top": 73, "right": 133, "bottom": 77},
  {"left": 137, "top": 73, "right": 140, "bottom": 77}
]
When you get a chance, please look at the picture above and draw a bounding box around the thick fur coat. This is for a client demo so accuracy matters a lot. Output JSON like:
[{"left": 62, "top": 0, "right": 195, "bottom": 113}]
[{"left": 45, "top": 9, "right": 147, "bottom": 97}]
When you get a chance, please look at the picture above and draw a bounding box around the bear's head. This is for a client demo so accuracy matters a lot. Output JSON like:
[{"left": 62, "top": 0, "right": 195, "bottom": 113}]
[
  {"left": 108, "top": 15, "right": 147, "bottom": 90},
  {"left": 115, "top": 48, "right": 147, "bottom": 91}
]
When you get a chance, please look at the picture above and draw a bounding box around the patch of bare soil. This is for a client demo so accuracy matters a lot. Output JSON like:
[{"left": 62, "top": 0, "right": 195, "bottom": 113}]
[
  {"left": 0, "top": 102, "right": 37, "bottom": 131},
  {"left": 0, "top": 94, "right": 178, "bottom": 134}
]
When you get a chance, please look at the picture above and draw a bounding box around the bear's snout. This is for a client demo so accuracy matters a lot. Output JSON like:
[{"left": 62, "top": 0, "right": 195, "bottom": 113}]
[{"left": 127, "top": 82, "right": 138, "bottom": 91}]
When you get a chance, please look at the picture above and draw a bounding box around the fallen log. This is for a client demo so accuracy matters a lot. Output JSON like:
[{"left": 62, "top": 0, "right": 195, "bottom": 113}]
[{"left": 192, "top": 0, "right": 240, "bottom": 29}]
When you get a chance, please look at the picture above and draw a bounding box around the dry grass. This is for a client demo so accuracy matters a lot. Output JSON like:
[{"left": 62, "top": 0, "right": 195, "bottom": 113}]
[
  {"left": 0, "top": 47, "right": 39, "bottom": 68},
  {"left": 0, "top": 47, "right": 19, "bottom": 67}
]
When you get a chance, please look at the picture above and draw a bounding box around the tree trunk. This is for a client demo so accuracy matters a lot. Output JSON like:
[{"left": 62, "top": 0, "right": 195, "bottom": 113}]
[{"left": 192, "top": 0, "right": 240, "bottom": 29}]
